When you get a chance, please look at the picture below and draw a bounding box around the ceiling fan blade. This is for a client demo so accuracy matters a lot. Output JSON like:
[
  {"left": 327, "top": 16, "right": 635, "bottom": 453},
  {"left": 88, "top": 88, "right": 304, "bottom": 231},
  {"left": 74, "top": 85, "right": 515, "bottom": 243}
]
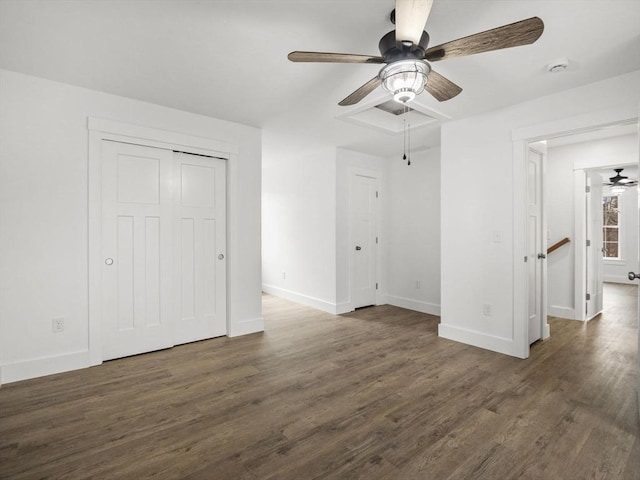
[
  {"left": 425, "top": 17, "right": 544, "bottom": 62},
  {"left": 288, "top": 51, "right": 385, "bottom": 64},
  {"left": 338, "top": 76, "right": 382, "bottom": 106},
  {"left": 395, "top": 0, "right": 434, "bottom": 45},
  {"left": 425, "top": 70, "right": 462, "bottom": 102}
]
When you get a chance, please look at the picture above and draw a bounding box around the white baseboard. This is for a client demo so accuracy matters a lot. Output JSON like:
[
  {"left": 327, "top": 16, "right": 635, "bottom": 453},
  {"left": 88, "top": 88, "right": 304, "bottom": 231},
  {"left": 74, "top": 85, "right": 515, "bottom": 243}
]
[
  {"left": 1, "top": 350, "right": 91, "bottom": 385},
  {"left": 542, "top": 322, "right": 551, "bottom": 339},
  {"left": 547, "top": 305, "right": 575, "bottom": 320},
  {"left": 438, "top": 324, "right": 526, "bottom": 358},
  {"left": 262, "top": 284, "right": 339, "bottom": 314},
  {"left": 228, "top": 317, "right": 264, "bottom": 337},
  {"left": 335, "top": 302, "right": 353, "bottom": 315},
  {"left": 385, "top": 295, "right": 440, "bottom": 316}
]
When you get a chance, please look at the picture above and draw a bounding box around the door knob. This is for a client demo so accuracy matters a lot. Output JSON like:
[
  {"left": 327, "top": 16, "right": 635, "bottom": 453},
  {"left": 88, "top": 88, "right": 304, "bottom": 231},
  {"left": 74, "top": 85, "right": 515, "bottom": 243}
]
[
  {"left": 537, "top": 253, "right": 546, "bottom": 259},
  {"left": 628, "top": 272, "right": 640, "bottom": 281},
  {"left": 355, "top": 246, "right": 362, "bottom": 251},
  {"left": 218, "top": 254, "right": 224, "bottom": 260},
  {"left": 105, "top": 258, "right": 114, "bottom": 265}
]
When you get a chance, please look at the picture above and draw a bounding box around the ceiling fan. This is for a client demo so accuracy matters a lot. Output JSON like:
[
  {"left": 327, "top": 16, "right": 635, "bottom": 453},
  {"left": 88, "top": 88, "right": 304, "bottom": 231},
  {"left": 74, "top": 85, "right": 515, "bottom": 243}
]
[
  {"left": 604, "top": 168, "right": 638, "bottom": 188},
  {"left": 288, "top": 0, "right": 544, "bottom": 106}
]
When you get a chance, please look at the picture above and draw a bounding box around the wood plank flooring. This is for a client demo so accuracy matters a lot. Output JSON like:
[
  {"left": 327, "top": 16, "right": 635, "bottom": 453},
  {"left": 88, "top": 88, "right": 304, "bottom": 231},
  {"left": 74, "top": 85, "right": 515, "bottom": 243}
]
[{"left": 1, "top": 283, "right": 638, "bottom": 479}]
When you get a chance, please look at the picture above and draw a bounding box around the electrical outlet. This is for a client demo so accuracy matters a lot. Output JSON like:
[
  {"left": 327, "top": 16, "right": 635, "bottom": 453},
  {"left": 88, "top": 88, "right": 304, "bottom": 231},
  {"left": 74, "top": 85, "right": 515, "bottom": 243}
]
[
  {"left": 483, "top": 304, "right": 492, "bottom": 316},
  {"left": 52, "top": 318, "right": 64, "bottom": 333},
  {"left": 415, "top": 280, "right": 421, "bottom": 289}
]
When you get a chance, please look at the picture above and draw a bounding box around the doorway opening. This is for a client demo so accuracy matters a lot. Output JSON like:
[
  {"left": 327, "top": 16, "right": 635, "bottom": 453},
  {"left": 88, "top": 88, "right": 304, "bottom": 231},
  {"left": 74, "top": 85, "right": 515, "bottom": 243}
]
[{"left": 528, "top": 121, "right": 639, "bottom": 330}]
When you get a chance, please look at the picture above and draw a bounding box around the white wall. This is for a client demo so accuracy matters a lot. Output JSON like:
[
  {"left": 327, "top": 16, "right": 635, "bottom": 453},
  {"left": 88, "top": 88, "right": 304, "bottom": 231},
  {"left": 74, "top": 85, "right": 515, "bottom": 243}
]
[
  {"left": 0, "top": 69, "right": 263, "bottom": 383},
  {"left": 383, "top": 148, "right": 441, "bottom": 315},
  {"left": 440, "top": 70, "right": 640, "bottom": 358},
  {"left": 261, "top": 146, "right": 338, "bottom": 312},
  {"left": 546, "top": 134, "right": 639, "bottom": 319}
]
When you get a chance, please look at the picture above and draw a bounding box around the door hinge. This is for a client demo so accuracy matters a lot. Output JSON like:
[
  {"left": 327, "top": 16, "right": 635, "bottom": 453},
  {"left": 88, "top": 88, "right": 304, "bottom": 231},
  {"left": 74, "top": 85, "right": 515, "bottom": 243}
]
[
  {"left": 524, "top": 256, "right": 528, "bottom": 263},
  {"left": 376, "top": 237, "right": 378, "bottom": 244},
  {"left": 376, "top": 283, "right": 378, "bottom": 290},
  {"left": 586, "top": 293, "right": 591, "bottom": 301},
  {"left": 376, "top": 191, "right": 379, "bottom": 198},
  {"left": 585, "top": 185, "right": 591, "bottom": 193},
  {"left": 586, "top": 239, "right": 591, "bottom": 247}
]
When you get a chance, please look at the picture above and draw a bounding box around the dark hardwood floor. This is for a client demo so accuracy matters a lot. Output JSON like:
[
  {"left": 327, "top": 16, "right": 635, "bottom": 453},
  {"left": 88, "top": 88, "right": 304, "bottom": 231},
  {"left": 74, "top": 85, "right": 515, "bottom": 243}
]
[{"left": 1, "top": 284, "right": 638, "bottom": 479}]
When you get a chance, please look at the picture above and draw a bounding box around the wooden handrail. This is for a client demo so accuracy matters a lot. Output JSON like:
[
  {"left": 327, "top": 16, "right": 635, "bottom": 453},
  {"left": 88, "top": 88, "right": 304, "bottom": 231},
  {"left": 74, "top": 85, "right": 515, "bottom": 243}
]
[{"left": 548, "top": 237, "right": 570, "bottom": 255}]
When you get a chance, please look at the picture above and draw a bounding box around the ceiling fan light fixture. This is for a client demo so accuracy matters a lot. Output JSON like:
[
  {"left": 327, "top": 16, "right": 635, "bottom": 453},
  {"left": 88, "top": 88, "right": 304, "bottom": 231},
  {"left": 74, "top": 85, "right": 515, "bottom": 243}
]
[{"left": 380, "top": 60, "right": 430, "bottom": 104}]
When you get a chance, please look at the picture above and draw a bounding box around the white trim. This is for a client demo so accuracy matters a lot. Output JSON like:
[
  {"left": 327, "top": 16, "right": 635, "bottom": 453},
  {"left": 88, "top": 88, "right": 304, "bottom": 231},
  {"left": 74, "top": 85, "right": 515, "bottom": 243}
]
[
  {"left": 539, "top": 147, "right": 550, "bottom": 340},
  {"left": 574, "top": 158, "right": 636, "bottom": 171},
  {"left": 1, "top": 351, "right": 90, "bottom": 384},
  {"left": 547, "top": 306, "right": 576, "bottom": 319},
  {"left": 511, "top": 105, "right": 639, "bottom": 142},
  {"left": 88, "top": 117, "right": 237, "bottom": 368},
  {"left": 228, "top": 317, "right": 265, "bottom": 337},
  {"left": 262, "top": 284, "right": 341, "bottom": 314},
  {"left": 385, "top": 295, "right": 440, "bottom": 316},
  {"left": 603, "top": 259, "right": 627, "bottom": 266},
  {"left": 438, "top": 324, "right": 526, "bottom": 358},
  {"left": 88, "top": 118, "right": 237, "bottom": 155},
  {"left": 334, "top": 302, "right": 353, "bottom": 315},
  {"left": 603, "top": 275, "right": 636, "bottom": 284},
  {"left": 512, "top": 140, "right": 529, "bottom": 358},
  {"left": 574, "top": 170, "right": 587, "bottom": 321}
]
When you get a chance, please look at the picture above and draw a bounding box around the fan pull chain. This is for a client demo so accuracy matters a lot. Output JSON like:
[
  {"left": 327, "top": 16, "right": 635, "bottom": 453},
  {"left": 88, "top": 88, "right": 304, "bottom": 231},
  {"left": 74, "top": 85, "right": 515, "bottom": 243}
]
[
  {"left": 402, "top": 104, "right": 407, "bottom": 161},
  {"left": 407, "top": 107, "right": 411, "bottom": 166}
]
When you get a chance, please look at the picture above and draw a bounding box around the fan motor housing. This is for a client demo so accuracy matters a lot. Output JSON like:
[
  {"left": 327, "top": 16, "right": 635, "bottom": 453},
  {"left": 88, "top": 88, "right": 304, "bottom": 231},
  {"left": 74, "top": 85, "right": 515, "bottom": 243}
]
[{"left": 379, "top": 30, "right": 430, "bottom": 63}]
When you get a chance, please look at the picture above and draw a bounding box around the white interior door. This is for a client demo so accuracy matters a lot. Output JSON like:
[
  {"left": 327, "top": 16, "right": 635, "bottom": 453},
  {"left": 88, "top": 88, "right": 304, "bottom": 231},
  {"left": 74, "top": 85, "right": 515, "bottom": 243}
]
[
  {"left": 101, "top": 141, "right": 174, "bottom": 360},
  {"left": 173, "top": 152, "right": 227, "bottom": 345},
  {"left": 586, "top": 171, "right": 604, "bottom": 320},
  {"left": 527, "top": 148, "right": 545, "bottom": 343},
  {"left": 350, "top": 174, "right": 378, "bottom": 309},
  {"left": 636, "top": 142, "right": 640, "bottom": 419}
]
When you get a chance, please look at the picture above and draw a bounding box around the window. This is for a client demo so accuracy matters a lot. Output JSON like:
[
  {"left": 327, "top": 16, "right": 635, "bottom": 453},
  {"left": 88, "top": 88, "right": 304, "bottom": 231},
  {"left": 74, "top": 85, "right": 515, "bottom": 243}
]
[{"left": 602, "top": 195, "right": 620, "bottom": 259}]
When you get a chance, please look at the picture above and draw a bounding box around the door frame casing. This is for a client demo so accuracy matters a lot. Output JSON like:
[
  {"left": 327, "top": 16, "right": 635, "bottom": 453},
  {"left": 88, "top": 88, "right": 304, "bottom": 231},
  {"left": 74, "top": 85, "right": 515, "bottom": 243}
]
[{"left": 87, "top": 117, "right": 236, "bottom": 366}]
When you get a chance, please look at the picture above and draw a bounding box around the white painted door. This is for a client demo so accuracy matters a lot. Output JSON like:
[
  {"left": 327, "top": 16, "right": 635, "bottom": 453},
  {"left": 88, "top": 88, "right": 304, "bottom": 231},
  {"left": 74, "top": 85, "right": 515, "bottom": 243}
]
[
  {"left": 173, "top": 152, "right": 227, "bottom": 345},
  {"left": 350, "top": 174, "right": 378, "bottom": 309},
  {"left": 527, "top": 148, "right": 545, "bottom": 343},
  {"left": 585, "top": 172, "right": 604, "bottom": 320},
  {"left": 636, "top": 139, "right": 640, "bottom": 419},
  {"left": 101, "top": 141, "right": 174, "bottom": 360}
]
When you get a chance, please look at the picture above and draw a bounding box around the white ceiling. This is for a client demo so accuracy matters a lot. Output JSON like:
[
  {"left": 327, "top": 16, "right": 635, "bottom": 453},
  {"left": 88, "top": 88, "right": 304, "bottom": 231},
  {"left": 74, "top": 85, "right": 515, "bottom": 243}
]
[{"left": 1, "top": 0, "right": 639, "bottom": 156}]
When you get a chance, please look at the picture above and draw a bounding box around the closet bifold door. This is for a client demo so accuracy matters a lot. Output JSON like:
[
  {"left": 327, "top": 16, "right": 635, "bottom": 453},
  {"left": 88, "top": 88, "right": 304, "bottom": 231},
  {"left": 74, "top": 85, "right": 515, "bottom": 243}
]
[
  {"left": 101, "top": 140, "right": 174, "bottom": 360},
  {"left": 172, "top": 152, "right": 227, "bottom": 345}
]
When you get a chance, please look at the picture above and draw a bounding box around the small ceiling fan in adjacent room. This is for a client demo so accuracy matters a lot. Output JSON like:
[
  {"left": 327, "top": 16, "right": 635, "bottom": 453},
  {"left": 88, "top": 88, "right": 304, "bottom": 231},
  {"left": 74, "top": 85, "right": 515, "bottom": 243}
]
[
  {"left": 287, "top": 0, "right": 545, "bottom": 106},
  {"left": 604, "top": 168, "right": 638, "bottom": 194}
]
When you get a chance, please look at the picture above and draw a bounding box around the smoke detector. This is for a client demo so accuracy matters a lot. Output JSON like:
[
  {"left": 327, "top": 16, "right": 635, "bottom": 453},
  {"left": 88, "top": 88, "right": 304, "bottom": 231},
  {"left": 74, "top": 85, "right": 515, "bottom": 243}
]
[{"left": 547, "top": 58, "right": 569, "bottom": 73}]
